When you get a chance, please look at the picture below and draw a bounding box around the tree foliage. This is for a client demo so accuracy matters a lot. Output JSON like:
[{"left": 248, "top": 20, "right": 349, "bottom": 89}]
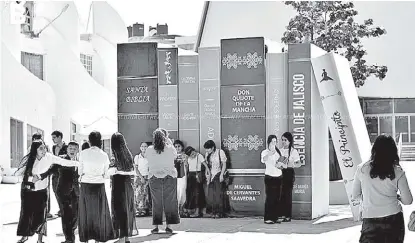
[{"left": 281, "top": 1, "right": 387, "bottom": 87}]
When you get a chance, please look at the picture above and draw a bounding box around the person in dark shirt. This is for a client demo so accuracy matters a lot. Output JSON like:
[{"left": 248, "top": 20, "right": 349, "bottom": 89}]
[
  {"left": 51, "top": 131, "right": 68, "bottom": 217},
  {"left": 36, "top": 141, "right": 79, "bottom": 243}
]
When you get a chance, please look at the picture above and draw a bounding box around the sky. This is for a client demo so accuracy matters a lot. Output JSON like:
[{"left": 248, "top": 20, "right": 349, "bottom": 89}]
[{"left": 74, "top": 0, "right": 205, "bottom": 36}]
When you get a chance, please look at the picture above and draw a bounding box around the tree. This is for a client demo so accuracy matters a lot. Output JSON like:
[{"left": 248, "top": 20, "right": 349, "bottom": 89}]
[{"left": 281, "top": 1, "right": 388, "bottom": 87}]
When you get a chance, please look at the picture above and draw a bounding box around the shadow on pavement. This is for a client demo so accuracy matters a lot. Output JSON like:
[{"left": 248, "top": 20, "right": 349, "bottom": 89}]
[
  {"left": 128, "top": 233, "right": 174, "bottom": 243},
  {"left": 134, "top": 216, "right": 361, "bottom": 235}
]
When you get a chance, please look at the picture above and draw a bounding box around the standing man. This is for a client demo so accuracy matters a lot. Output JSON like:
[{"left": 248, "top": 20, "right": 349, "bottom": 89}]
[
  {"left": 51, "top": 130, "right": 68, "bottom": 217},
  {"left": 36, "top": 141, "right": 80, "bottom": 243}
]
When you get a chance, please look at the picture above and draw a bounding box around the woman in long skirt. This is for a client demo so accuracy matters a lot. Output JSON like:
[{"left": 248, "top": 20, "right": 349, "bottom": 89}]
[
  {"left": 108, "top": 132, "right": 139, "bottom": 243},
  {"left": 78, "top": 131, "right": 115, "bottom": 243},
  {"left": 14, "top": 140, "right": 79, "bottom": 243},
  {"left": 280, "top": 132, "right": 301, "bottom": 222},
  {"left": 147, "top": 128, "right": 180, "bottom": 234},
  {"left": 134, "top": 142, "right": 151, "bottom": 216}
]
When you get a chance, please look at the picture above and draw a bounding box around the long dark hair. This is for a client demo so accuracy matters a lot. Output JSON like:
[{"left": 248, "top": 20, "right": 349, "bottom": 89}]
[
  {"left": 267, "top": 135, "right": 281, "bottom": 156},
  {"left": 153, "top": 129, "right": 166, "bottom": 154},
  {"left": 111, "top": 132, "right": 134, "bottom": 171},
  {"left": 282, "top": 132, "right": 294, "bottom": 157},
  {"left": 15, "top": 140, "right": 44, "bottom": 187},
  {"left": 369, "top": 135, "right": 399, "bottom": 180},
  {"left": 204, "top": 140, "right": 217, "bottom": 164}
]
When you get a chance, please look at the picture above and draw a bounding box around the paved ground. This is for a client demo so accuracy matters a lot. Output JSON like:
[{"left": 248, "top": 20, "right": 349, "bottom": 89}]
[{"left": 2, "top": 162, "right": 415, "bottom": 243}]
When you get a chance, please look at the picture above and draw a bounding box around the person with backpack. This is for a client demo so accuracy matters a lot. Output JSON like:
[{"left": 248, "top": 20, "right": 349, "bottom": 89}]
[{"left": 203, "top": 140, "right": 228, "bottom": 218}]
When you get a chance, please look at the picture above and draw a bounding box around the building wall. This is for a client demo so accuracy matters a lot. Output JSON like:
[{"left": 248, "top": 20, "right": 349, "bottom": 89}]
[
  {"left": 199, "top": 1, "right": 415, "bottom": 98},
  {"left": 1, "top": 42, "right": 55, "bottom": 169},
  {"left": 0, "top": 1, "right": 119, "bottom": 168}
]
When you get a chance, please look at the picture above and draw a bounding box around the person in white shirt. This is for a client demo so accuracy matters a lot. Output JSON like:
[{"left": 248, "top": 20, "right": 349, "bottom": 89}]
[
  {"left": 134, "top": 141, "right": 151, "bottom": 216},
  {"left": 280, "top": 132, "right": 301, "bottom": 222},
  {"left": 173, "top": 140, "right": 188, "bottom": 217},
  {"left": 261, "top": 135, "right": 284, "bottom": 224},
  {"left": 184, "top": 146, "right": 209, "bottom": 218},
  {"left": 14, "top": 140, "right": 79, "bottom": 243},
  {"left": 77, "top": 131, "right": 115, "bottom": 243},
  {"left": 147, "top": 128, "right": 180, "bottom": 234},
  {"left": 352, "top": 135, "right": 413, "bottom": 243}
]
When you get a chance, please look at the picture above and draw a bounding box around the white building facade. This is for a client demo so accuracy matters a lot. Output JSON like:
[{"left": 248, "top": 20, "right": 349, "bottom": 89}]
[{"left": 0, "top": 1, "right": 127, "bottom": 169}]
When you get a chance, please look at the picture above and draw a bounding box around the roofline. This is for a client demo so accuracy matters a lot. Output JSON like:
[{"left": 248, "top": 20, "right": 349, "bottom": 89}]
[{"left": 194, "top": 1, "right": 210, "bottom": 53}]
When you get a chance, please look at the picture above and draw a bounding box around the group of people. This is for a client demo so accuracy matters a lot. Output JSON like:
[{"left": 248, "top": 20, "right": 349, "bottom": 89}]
[
  {"left": 15, "top": 130, "right": 138, "bottom": 243},
  {"left": 13, "top": 124, "right": 414, "bottom": 243},
  {"left": 261, "top": 132, "right": 301, "bottom": 224},
  {"left": 133, "top": 135, "right": 230, "bottom": 219}
]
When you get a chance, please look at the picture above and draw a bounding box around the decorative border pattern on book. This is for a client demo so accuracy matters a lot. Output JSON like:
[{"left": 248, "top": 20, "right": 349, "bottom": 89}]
[
  {"left": 164, "top": 51, "right": 172, "bottom": 84},
  {"left": 223, "top": 135, "right": 264, "bottom": 151},
  {"left": 222, "top": 52, "right": 263, "bottom": 69}
]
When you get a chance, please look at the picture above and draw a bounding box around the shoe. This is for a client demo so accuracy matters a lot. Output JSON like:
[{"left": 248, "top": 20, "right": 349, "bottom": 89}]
[
  {"left": 57, "top": 211, "right": 62, "bottom": 217},
  {"left": 47, "top": 213, "right": 53, "bottom": 219},
  {"left": 275, "top": 218, "right": 283, "bottom": 224},
  {"left": 264, "top": 220, "right": 275, "bottom": 224},
  {"left": 165, "top": 227, "right": 173, "bottom": 234},
  {"left": 151, "top": 228, "right": 159, "bottom": 234},
  {"left": 283, "top": 217, "right": 291, "bottom": 222},
  {"left": 190, "top": 213, "right": 201, "bottom": 218},
  {"left": 17, "top": 237, "right": 28, "bottom": 243}
]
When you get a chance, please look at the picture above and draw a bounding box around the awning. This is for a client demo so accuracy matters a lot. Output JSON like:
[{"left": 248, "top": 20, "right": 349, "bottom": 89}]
[{"left": 77, "top": 116, "right": 117, "bottom": 139}]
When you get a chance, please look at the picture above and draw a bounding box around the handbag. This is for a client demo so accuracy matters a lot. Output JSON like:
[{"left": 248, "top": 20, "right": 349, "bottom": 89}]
[{"left": 408, "top": 211, "right": 415, "bottom": 231}]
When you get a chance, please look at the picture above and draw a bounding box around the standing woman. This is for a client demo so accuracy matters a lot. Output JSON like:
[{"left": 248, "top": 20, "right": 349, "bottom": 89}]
[
  {"left": 78, "top": 131, "right": 115, "bottom": 243},
  {"left": 352, "top": 135, "right": 413, "bottom": 243},
  {"left": 203, "top": 140, "right": 227, "bottom": 218},
  {"left": 280, "top": 132, "right": 301, "bottom": 222},
  {"left": 109, "top": 132, "right": 139, "bottom": 243},
  {"left": 134, "top": 142, "right": 151, "bottom": 216},
  {"left": 147, "top": 128, "right": 180, "bottom": 234},
  {"left": 14, "top": 140, "right": 79, "bottom": 243},
  {"left": 261, "top": 135, "right": 284, "bottom": 224},
  {"left": 173, "top": 140, "right": 188, "bottom": 217}
]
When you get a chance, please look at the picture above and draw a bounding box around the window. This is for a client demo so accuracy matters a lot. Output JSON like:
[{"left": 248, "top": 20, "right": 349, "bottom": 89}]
[
  {"left": 394, "top": 99, "right": 415, "bottom": 114},
  {"left": 21, "top": 2, "right": 34, "bottom": 34},
  {"left": 10, "top": 118, "right": 24, "bottom": 168},
  {"left": 102, "top": 139, "right": 112, "bottom": 158},
  {"left": 27, "top": 124, "right": 44, "bottom": 150},
  {"left": 70, "top": 122, "right": 77, "bottom": 141},
  {"left": 21, "top": 52, "right": 44, "bottom": 80},
  {"left": 364, "top": 99, "right": 393, "bottom": 114},
  {"left": 80, "top": 54, "right": 93, "bottom": 76}
]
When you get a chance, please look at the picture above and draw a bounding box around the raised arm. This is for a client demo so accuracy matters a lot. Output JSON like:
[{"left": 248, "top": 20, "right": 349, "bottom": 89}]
[
  {"left": 261, "top": 150, "right": 269, "bottom": 164},
  {"left": 46, "top": 153, "right": 79, "bottom": 167}
]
